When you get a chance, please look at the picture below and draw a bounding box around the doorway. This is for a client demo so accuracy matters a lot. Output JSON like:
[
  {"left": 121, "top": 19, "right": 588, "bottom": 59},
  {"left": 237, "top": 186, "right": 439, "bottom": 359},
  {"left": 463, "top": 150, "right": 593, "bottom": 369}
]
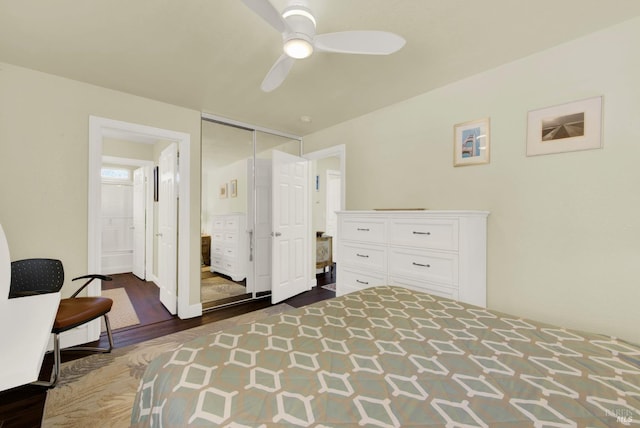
[
  {"left": 86, "top": 116, "right": 193, "bottom": 349},
  {"left": 100, "top": 156, "right": 153, "bottom": 277},
  {"left": 304, "top": 145, "right": 346, "bottom": 287}
]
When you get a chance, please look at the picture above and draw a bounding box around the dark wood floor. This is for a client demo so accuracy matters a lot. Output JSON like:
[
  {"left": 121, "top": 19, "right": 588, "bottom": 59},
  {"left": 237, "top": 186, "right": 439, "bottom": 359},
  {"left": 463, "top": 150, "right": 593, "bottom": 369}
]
[{"left": 0, "top": 269, "right": 336, "bottom": 428}]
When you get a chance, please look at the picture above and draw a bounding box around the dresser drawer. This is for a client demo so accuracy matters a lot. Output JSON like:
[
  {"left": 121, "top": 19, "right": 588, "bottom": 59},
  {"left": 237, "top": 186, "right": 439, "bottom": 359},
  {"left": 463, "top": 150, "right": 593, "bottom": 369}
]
[
  {"left": 224, "top": 232, "right": 237, "bottom": 242},
  {"left": 389, "top": 276, "right": 458, "bottom": 301},
  {"left": 339, "top": 242, "right": 386, "bottom": 271},
  {"left": 212, "top": 218, "right": 225, "bottom": 230},
  {"left": 389, "top": 218, "right": 458, "bottom": 251},
  {"left": 223, "top": 246, "right": 238, "bottom": 259},
  {"left": 211, "top": 256, "right": 224, "bottom": 270},
  {"left": 212, "top": 232, "right": 225, "bottom": 242},
  {"left": 212, "top": 243, "right": 225, "bottom": 256},
  {"left": 212, "top": 256, "right": 237, "bottom": 271},
  {"left": 337, "top": 266, "right": 386, "bottom": 294},
  {"left": 389, "top": 248, "right": 458, "bottom": 286},
  {"left": 219, "top": 259, "right": 237, "bottom": 272},
  {"left": 225, "top": 217, "right": 240, "bottom": 231},
  {"left": 340, "top": 217, "right": 387, "bottom": 244}
]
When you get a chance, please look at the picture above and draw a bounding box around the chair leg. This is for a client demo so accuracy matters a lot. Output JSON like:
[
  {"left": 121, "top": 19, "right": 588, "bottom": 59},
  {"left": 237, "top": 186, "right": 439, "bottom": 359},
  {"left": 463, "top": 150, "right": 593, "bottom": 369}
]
[
  {"left": 32, "top": 334, "right": 60, "bottom": 388},
  {"left": 65, "top": 314, "right": 114, "bottom": 354},
  {"left": 32, "top": 316, "right": 114, "bottom": 388},
  {"left": 104, "top": 313, "right": 114, "bottom": 351}
]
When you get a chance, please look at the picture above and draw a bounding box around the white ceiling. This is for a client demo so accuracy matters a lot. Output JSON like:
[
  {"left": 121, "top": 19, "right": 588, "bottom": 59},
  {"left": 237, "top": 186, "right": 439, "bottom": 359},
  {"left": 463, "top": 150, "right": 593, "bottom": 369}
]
[{"left": 2, "top": 0, "right": 639, "bottom": 136}]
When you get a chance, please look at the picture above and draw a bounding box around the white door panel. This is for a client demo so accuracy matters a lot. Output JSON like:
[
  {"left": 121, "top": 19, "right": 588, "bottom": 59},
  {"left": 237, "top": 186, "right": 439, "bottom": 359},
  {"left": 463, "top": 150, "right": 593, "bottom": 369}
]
[
  {"left": 272, "top": 151, "right": 310, "bottom": 304},
  {"left": 247, "top": 158, "right": 273, "bottom": 293},
  {"left": 132, "top": 167, "right": 146, "bottom": 279},
  {"left": 158, "top": 144, "right": 178, "bottom": 315}
]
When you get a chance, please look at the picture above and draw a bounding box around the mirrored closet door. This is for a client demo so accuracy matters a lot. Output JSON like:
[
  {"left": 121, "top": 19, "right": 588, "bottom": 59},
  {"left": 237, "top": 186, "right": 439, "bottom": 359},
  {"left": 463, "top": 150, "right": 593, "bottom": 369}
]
[{"left": 200, "top": 119, "right": 302, "bottom": 309}]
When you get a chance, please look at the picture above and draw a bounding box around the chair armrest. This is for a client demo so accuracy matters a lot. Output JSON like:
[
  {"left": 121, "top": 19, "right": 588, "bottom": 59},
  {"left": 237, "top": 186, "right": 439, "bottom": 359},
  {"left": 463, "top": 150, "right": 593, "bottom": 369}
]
[
  {"left": 72, "top": 274, "right": 112, "bottom": 282},
  {"left": 69, "top": 274, "right": 113, "bottom": 298}
]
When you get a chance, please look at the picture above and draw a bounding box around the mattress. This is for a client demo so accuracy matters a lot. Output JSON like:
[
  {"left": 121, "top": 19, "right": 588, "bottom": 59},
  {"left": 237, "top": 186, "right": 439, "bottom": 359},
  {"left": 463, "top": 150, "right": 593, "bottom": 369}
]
[{"left": 131, "top": 286, "right": 640, "bottom": 427}]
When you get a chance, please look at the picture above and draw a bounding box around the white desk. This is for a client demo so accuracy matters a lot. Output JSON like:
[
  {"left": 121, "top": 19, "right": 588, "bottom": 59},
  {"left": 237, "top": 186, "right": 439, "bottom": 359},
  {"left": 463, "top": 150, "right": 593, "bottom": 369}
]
[
  {"left": 0, "top": 292, "right": 60, "bottom": 391},
  {"left": 0, "top": 224, "right": 61, "bottom": 391}
]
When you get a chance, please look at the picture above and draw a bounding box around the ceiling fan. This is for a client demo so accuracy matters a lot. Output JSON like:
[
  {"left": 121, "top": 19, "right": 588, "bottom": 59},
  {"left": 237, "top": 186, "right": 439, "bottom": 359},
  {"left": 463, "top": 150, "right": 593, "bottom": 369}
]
[{"left": 241, "top": 0, "right": 406, "bottom": 92}]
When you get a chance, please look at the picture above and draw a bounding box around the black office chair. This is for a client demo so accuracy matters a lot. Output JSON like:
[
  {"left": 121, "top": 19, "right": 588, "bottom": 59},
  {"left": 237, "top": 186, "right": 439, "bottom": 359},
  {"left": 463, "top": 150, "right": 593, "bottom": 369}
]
[{"left": 9, "top": 258, "right": 114, "bottom": 388}]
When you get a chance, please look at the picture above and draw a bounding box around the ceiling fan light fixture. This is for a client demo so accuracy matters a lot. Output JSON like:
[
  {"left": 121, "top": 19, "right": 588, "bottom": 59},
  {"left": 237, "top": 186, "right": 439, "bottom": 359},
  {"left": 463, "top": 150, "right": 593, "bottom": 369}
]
[{"left": 284, "top": 37, "right": 313, "bottom": 59}]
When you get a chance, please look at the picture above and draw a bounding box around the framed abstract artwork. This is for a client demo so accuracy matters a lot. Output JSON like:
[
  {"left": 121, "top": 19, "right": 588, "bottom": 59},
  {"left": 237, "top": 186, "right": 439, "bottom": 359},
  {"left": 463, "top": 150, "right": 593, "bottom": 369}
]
[{"left": 454, "top": 117, "right": 490, "bottom": 166}]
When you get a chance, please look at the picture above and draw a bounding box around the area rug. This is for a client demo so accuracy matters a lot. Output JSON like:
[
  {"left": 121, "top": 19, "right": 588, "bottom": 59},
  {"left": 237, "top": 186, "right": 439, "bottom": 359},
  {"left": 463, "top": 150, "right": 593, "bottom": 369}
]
[
  {"left": 321, "top": 283, "right": 336, "bottom": 292},
  {"left": 201, "top": 275, "right": 247, "bottom": 302},
  {"left": 42, "top": 303, "right": 293, "bottom": 427},
  {"left": 101, "top": 288, "right": 140, "bottom": 331}
]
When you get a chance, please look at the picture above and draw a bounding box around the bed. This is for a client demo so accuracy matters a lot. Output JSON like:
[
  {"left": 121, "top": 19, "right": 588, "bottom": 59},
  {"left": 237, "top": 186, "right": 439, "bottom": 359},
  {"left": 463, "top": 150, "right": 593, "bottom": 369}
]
[{"left": 131, "top": 286, "right": 640, "bottom": 427}]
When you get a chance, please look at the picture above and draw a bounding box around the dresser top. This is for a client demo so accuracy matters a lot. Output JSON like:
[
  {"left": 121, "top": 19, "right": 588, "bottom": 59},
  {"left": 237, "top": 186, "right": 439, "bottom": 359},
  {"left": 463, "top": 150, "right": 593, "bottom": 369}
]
[{"left": 336, "top": 210, "right": 489, "bottom": 217}]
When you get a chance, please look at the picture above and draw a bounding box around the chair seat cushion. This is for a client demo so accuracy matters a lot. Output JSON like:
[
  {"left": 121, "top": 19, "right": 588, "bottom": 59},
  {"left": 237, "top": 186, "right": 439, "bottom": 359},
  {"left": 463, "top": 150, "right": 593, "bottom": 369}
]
[{"left": 53, "top": 297, "right": 113, "bottom": 333}]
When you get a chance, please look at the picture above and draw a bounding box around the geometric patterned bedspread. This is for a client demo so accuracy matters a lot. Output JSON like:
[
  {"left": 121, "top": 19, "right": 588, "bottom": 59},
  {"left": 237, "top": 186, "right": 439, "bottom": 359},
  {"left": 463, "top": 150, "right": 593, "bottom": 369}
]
[{"left": 131, "top": 286, "right": 640, "bottom": 427}]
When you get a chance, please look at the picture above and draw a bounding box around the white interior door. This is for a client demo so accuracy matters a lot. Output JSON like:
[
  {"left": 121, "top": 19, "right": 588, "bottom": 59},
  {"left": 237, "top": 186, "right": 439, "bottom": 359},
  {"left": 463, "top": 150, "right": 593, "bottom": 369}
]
[
  {"left": 100, "top": 182, "right": 134, "bottom": 274},
  {"left": 272, "top": 150, "right": 310, "bottom": 303},
  {"left": 247, "top": 158, "right": 273, "bottom": 293},
  {"left": 158, "top": 144, "right": 178, "bottom": 314},
  {"left": 132, "top": 167, "right": 146, "bottom": 279}
]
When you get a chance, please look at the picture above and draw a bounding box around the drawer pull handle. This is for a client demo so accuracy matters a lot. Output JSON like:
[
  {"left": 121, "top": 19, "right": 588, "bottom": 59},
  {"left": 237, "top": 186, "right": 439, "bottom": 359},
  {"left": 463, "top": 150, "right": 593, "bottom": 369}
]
[
  {"left": 413, "top": 231, "right": 431, "bottom": 235},
  {"left": 356, "top": 279, "right": 369, "bottom": 285},
  {"left": 357, "top": 228, "right": 370, "bottom": 232},
  {"left": 356, "top": 253, "right": 369, "bottom": 258},
  {"left": 413, "top": 262, "right": 431, "bottom": 268}
]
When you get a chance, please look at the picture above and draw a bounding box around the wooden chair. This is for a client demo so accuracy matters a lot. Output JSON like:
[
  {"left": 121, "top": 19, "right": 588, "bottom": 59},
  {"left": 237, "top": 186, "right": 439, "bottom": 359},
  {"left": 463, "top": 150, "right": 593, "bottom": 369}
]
[{"left": 9, "top": 258, "right": 114, "bottom": 387}]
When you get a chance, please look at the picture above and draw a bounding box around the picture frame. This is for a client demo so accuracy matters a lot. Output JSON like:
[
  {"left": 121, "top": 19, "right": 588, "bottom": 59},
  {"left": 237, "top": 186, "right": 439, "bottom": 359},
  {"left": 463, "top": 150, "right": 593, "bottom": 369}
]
[
  {"left": 526, "top": 96, "right": 602, "bottom": 156},
  {"left": 230, "top": 179, "right": 237, "bottom": 198},
  {"left": 453, "top": 118, "right": 490, "bottom": 166},
  {"left": 219, "top": 183, "right": 228, "bottom": 199}
]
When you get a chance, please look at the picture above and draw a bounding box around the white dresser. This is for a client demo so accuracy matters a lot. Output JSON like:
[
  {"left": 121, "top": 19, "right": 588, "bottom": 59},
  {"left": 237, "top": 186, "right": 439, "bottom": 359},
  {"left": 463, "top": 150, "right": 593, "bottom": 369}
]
[
  {"left": 210, "top": 213, "right": 247, "bottom": 282},
  {"left": 336, "top": 210, "right": 488, "bottom": 307}
]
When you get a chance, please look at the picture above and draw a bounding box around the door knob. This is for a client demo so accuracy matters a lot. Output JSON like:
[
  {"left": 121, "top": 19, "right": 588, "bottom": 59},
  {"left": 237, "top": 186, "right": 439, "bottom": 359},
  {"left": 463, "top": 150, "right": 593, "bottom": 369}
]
[{"left": 271, "top": 232, "right": 282, "bottom": 237}]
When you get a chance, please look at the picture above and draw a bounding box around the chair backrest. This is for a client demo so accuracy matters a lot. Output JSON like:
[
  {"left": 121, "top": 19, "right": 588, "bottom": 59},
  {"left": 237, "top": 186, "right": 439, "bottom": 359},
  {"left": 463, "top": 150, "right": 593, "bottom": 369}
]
[{"left": 9, "top": 258, "right": 64, "bottom": 298}]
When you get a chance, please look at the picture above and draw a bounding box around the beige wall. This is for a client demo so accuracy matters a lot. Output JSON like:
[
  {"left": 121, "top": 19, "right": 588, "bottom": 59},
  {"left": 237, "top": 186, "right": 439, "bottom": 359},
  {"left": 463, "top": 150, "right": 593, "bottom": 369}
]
[
  {"left": 0, "top": 62, "right": 202, "bottom": 305},
  {"left": 303, "top": 17, "right": 640, "bottom": 344}
]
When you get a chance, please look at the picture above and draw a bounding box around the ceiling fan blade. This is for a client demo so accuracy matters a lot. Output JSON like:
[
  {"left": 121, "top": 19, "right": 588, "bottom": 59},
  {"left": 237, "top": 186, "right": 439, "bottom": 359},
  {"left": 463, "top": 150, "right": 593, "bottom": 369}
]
[
  {"left": 241, "top": 0, "right": 289, "bottom": 34},
  {"left": 261, "top": 54, "right": 296, "bottom": 92},
  {"left": 314, "top": 31, "right": 406, "bottom": 55}
]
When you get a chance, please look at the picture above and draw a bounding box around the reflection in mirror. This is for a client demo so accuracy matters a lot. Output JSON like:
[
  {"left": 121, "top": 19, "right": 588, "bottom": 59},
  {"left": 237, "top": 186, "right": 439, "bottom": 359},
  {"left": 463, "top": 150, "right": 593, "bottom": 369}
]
[
  {"left": 200, "top": 120, "right": 253, "bottom": 309},
  {"left": 248, "top": 131, "right": 302, "bottom": 298},
  {"left": 200, "top": 121, "right": 304, "bottom": 309}
]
